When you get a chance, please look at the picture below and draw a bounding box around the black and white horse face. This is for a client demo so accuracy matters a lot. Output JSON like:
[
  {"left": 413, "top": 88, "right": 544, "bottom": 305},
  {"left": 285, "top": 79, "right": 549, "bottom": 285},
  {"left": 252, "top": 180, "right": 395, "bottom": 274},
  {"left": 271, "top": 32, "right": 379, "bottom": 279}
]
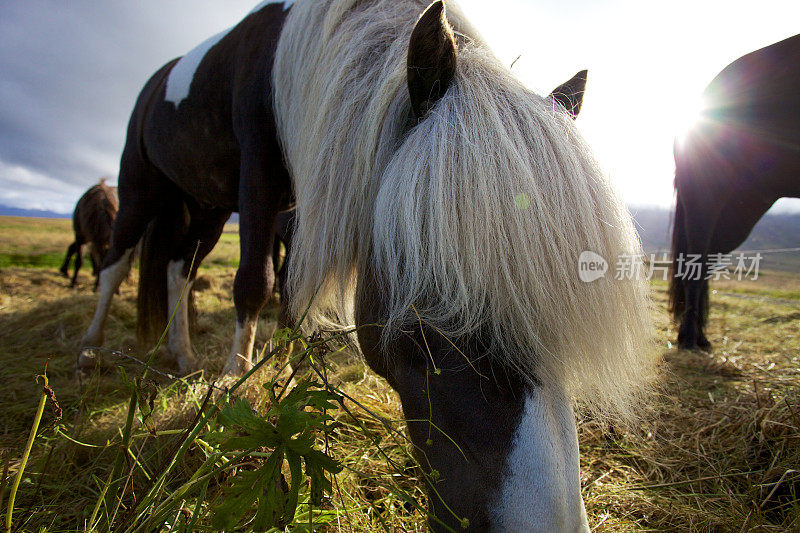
[{"left": 357, "top": 271, "right": 588, "bottom": 532}]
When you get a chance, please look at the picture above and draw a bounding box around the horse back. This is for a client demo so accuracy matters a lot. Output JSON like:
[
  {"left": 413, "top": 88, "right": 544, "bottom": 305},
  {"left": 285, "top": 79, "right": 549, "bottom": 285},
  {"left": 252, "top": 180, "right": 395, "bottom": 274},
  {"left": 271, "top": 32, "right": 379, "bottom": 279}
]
[
  {"left": 704, "top": 33, "right": 800, "bottom": 138},
  {"left": 677, "top": 33, "right": 800, "bottom": 200},
  {"left": 127, "top": 3, "right": 291, "bottom": 211},
  {"left": 74, "top": 180, "right": 118, "bottom": 244}
]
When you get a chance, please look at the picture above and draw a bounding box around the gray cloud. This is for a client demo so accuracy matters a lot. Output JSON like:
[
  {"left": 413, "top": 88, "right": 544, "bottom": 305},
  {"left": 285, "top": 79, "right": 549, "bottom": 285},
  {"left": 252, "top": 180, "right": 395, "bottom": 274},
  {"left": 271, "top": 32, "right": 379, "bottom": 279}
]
[
  {"left": 2, "top": 0, "right": 799, "bottom": 215},
  {"left": 0, "top": 0, "right": 256, "bottom": 212}
]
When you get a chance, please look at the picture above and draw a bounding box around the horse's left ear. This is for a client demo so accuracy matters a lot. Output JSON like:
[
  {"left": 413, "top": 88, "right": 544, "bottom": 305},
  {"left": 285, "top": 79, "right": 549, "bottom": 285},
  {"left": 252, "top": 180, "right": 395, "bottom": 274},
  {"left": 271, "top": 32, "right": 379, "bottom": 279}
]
[
  {"left": 407, "top": 1, "right": 458, "bottom": 119},
  {"left": 549, "top": 69, "right": 588, "bottom": 119}
]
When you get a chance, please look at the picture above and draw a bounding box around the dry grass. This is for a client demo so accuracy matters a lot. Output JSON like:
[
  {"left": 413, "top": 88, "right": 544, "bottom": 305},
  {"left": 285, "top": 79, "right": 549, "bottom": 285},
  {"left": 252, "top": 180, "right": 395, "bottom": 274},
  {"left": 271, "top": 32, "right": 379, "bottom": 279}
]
[
  {"left": 579, "top": 281, "right": 800, "bottom": 531},
  {"left": 0, "top": 218, "right": 798, "bottom": 531}
]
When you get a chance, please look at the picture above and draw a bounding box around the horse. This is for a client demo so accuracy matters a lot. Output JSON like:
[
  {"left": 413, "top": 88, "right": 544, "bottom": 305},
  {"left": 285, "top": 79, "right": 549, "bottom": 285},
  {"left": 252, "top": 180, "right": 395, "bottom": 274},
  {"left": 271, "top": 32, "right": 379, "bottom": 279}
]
[
  {"left": 80, "top": 1, "right": 654, "bottom": 529},
  {"left": 59, "top": 179, "right": 118, "bottom": 289},
  {"left": 272, "top": 208, "right": 295, "bottom": 327},
  {"left": 669, "top": 33, "right": 800, "bottom": 350}
]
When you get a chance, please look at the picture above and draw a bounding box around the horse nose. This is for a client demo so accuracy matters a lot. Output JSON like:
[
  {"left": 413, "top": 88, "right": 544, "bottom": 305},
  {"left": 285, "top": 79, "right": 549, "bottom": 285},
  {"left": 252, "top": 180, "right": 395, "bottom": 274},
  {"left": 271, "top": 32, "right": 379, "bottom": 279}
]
[
  {"left": 493, "top": 386, "right": 590, "bottom": 532},
  {"left": 491, "top": 496, "right": 589, "bottom": 532}
]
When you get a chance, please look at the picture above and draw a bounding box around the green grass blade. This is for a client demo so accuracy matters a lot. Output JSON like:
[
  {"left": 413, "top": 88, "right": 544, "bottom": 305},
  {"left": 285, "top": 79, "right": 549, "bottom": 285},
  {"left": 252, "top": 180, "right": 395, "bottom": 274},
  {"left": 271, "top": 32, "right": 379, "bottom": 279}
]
[{"left": 5, "top": 374, "right": 48, "bottom": 533}]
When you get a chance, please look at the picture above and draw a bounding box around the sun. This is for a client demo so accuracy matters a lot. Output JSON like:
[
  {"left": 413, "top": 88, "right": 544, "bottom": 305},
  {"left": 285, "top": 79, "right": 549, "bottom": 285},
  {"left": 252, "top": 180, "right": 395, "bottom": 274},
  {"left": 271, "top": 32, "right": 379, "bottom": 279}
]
[{"left": 673, "top": 92, "right": 710, "bottom": 142}]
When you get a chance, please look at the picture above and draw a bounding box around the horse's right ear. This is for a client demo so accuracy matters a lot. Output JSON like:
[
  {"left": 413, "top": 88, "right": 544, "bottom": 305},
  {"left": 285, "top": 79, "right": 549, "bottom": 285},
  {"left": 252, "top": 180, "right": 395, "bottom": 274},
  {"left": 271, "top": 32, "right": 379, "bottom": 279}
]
[
  {"left": 549, "top": 70, "right": 588, "bottom": 119},
  {"left": 407, "top": 1, "right": 457, "bottom": 119}
]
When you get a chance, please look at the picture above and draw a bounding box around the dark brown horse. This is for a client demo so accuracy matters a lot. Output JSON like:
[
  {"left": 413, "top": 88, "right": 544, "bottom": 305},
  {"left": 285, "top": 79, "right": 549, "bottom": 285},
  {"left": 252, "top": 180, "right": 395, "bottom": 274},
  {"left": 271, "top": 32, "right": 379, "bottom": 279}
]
[
  {"left": 80, "top": 1, "right": 653, "bottom": 530},
  {"left": 670, "top": 33, "right": 800, "bottom": 350},
  {"left": 59, "top": 179, "right": 118, "bottom": 289}
]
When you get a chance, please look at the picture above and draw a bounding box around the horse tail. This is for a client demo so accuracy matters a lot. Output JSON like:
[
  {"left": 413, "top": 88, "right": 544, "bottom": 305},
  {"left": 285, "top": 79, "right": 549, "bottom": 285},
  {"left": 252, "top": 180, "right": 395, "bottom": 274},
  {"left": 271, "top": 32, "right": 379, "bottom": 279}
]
[
  {"left": 668, "top": 196, "right": 687, "bottom": 322},
  {"left": 136, "top": 200, "right": 190, "bottom": 346},
  {"left": 97, "top": 180, "right": 119, "bottom": 245}
]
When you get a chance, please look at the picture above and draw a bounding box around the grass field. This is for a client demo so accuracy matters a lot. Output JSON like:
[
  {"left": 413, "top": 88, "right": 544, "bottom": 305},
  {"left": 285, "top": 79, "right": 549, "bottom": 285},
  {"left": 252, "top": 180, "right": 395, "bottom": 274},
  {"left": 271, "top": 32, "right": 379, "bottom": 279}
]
[
  {"left": 0, "top": 216, "right": 798, "bottom": 531},
  {"left": 0, "top": 216, "right": 240, "bottom": 270}
]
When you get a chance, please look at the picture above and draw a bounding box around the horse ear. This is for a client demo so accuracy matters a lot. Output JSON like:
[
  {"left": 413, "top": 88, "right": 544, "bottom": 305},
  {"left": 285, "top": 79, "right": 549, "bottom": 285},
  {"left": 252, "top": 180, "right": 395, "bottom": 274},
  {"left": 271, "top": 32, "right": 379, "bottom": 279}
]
[
  {"left": 407, "top": 1, "right": 457, "bottom": 119},
  {"left": 549, "top": 69, "right": 588, "bottom": 119}
]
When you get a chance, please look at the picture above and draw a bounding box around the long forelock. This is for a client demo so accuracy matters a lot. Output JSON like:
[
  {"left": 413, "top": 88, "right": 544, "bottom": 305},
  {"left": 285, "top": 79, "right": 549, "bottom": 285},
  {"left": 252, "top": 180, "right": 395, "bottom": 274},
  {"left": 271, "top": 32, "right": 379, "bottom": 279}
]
[{"left": 273, "top": 0, "right": 655, "bottom": 420}]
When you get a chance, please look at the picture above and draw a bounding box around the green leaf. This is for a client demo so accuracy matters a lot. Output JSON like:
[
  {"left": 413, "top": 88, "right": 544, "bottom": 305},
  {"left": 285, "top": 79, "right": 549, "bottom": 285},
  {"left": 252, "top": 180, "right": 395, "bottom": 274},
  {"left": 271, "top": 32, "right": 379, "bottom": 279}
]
[
  {"left": 117, "top": 366, "right": 135, "bottom": 392},
  {"left": 284, "top": 450, "right": 303, "bottom": 526},
  {"left": 305, "top": 448, "right": 343, "bottom": 475},
  {"left": 252, "top": 472, "right": 287, "bottom": 531},
  {"left": 272, "top": 327, "right": 294, "bottom": 344},
  {"left": 212, "top": 448, "right": 284, "bottom": 530},
  {"left": 207, "top": 373, "right": 342, "bottom": 531},
  {"left": 218, "top": 397, "right": 280, "bottom": 449}
]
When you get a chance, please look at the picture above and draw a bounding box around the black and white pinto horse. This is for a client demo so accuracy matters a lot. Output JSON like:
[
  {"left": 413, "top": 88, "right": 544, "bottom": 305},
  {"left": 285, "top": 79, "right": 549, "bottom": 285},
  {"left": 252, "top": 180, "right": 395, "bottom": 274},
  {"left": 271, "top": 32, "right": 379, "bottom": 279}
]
[
  {"left": 81, "top": 1, "right": 653, "bottom": 530},
  {"left": 670, "top": 33, "right": 800, "bottom": 350}
]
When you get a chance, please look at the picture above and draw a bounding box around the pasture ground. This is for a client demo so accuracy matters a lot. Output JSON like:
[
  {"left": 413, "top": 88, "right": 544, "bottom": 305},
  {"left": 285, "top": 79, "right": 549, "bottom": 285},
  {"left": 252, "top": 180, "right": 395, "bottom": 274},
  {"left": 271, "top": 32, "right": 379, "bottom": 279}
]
[{"left": 0, "top": 216, "right": 798, "bottom": 531}]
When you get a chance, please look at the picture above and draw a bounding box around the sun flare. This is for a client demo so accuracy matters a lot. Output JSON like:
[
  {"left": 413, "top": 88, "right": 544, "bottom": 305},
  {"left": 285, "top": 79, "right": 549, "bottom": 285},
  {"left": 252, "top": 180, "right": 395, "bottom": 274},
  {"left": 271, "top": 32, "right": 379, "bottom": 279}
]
[{"left": 673, "top": 92, "right": 709, "bottom": 141}]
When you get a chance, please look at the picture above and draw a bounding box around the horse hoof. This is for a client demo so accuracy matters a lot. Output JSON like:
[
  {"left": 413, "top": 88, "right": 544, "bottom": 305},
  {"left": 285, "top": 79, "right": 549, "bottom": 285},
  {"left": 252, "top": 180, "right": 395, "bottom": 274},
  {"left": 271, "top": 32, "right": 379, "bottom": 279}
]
[
  {"left": 677, "top": 338, "right": 696, "bottom": 350},
  {"left": 175, "top": 355, "right": 199, "bottom": 376},
  {"left": 221, "top": 357, "right": 253, "bottom": 377},
  {"left": 80, "top": 331, "right": 104, "bottom": 350},
  {"left": 676, "top": 320, "right": 709, "bottom": 352},
  {"left": 677, "top": 336, "right": 712, "bottom": 352},
  {"left": 697, "top": 335, "right": 712, "bottom": 352},
  {"left": 77, "top": 348, "right": 99, "bottom": 371}
]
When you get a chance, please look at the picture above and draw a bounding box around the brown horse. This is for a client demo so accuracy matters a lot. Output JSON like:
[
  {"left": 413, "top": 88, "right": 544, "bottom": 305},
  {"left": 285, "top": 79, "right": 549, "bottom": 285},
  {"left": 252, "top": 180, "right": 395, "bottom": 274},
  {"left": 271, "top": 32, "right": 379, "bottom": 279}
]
[
  {"left": 59, "top": 179, "right": 118, "bottom": 289},
  {"left": 669, "top": 33, "right": 800, "bottom": 350},
  {"left": 80, "top": 1, "right": 653, "bottom": 529}
]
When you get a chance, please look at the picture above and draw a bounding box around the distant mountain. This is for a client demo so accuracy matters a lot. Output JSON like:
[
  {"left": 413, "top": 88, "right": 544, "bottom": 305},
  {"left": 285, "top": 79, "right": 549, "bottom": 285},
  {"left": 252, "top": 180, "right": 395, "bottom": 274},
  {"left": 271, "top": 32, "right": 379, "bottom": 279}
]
[
  {"left": 0, "top": 204, "right": 238, "bottom": 222},
  {"left": 0, "top": 205, "right": 70, "bottom": 218},
  {"left": 734, "top": 213, "right": 800, "bottom": 251},
  {"left": 630, "top": 207, "right": 673, "bottom": 253},
  {"left": 630, "top": 206, "right": 800, "bottom": 271},
  {"left": 631, "top": 207, "right": 800, "bottom": 250}
]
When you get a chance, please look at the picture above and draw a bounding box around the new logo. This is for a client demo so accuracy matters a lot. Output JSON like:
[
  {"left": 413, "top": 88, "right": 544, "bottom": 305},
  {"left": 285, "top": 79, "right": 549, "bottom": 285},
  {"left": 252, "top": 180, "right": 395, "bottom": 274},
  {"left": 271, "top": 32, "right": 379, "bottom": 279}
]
[{"left": 578, "top": 251, "right": 607, "bottom": 282}]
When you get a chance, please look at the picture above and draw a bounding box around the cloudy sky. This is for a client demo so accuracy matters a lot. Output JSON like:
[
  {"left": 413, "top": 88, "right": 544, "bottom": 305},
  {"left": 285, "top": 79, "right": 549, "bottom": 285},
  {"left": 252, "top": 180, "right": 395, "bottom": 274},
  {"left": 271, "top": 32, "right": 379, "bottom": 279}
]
[{"left": 1, "top": 0, "right": 799, "bottom": 214}]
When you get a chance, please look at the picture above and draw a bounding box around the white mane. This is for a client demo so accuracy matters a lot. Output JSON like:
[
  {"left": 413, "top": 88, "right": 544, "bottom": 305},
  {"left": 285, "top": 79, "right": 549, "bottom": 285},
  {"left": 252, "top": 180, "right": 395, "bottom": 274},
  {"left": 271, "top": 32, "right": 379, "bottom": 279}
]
[{"left": 273, "top": 0, "right": 654, "bottom": 417}]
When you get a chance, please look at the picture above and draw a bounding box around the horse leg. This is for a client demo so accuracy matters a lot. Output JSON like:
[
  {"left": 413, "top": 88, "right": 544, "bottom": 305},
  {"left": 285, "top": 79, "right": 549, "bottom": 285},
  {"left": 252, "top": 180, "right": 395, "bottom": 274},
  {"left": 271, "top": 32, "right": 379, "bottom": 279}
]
[
  {"left": 79, "top": 245, "right": 135, "bottom": 365},
  {"left": 223, "top": 153, "right": 289, "bottom": 375},
  {"left": 679, "top": 278, "right": 711, "bottom": 350},
  {"left": 675, "top": 195, "right": 717, "bottom": 350},
  {"left": 164, "top": 258, "right": 196, "bottom": 374},
  {"left": 70, "top": 244, "right": 85, "bottom": 288},
  {"left": 92, "top": 259, "right": 101, "bottom": 291},
  {"left": 276, "top": 242, "right": 292, "bottom": 330},
  {"left": 224, "top": 209, "right": 279, "bottom": 375},
  {"left": 165, "top": 208, "right": 230, "bottom": 374},
  {"left": 80, "top": 162, "right": 162, "bottom": 364},
  {"left": 224, "top": 230, "right": 278, "bottom": 374},
  {"left": 60, "top": 241, "right": 78, "bottom": 278},
  {"left": 678, "top": 187, "right": 774, "bottom": 350},
  {"left": 89, "top": 245, "right": 104, "bottom": 291}
]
